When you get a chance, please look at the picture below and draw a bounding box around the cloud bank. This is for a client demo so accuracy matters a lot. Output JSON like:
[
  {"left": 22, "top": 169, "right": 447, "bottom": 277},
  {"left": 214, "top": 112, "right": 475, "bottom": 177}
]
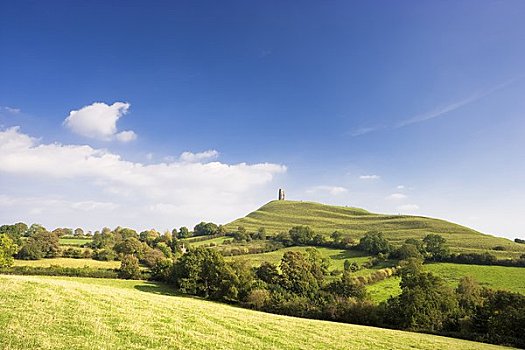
[{"left": 0, "top": 127, "right": 286, "bottom": 230}]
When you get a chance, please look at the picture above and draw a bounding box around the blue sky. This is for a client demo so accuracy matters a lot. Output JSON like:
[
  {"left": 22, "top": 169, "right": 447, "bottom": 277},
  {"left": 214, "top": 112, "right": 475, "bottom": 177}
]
[{"left": 1, "top": 1, "right": 524, "bottom": 238}]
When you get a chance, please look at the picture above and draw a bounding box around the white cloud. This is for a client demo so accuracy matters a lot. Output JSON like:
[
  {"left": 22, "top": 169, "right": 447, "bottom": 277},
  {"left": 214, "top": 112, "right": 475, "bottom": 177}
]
[
  {"left": 307, "top": 185, "right": 348, "bottom": 196},
  {"left": 0, "top": 127, "right": 286, "bottom": 230},
  {"left": 63, "top": 102, "right": 135, "bottom": 142},
  {"left": 386, "top": 193, "right": 407, "bottom": 200},
  {"left": 359, "top": 175, "right": 380, "bottom": 180},
  {"left": 1, "top": 106, "right": 21, "bottom": 114},
  {"left": 179, "top": 150, "right": 219, "bottom": 163},
  {"left": 396, "top": 185, "right": 405, "bottom": 189},
  {"left": 396, "top": 204, "right": 420, "bottom": 212},
  {"left": 115, "top": 130, "right": 137, "bottom": 142}
]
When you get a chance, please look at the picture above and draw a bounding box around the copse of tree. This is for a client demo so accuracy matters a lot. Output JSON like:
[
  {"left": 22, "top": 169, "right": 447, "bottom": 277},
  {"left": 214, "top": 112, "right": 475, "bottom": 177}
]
[
  {"left": 0, "top": 234, "right": 18, "bottom": 267},
  {"left": 25, "top": 223, "right": 47, "bottom": 237},
  {"left": 18, "top": 231, "right": 60, "bottom": 260},
  {"left": 392, "top": 243, "right": 423, "bottom": 260},
  {"left": 384, "top": 257, "right": 458, "bottom": 332},
  {"left": 175, "top": 226, "right": 190, "bottom": 239},
  {"left": 170, "top": 247, "right": 238, "bottom": 300},
  {"left": 52, "top": 227, "right": 73, "bottom": 237},
  {"left": 114, "top": 237, "right": 143, "bottom": 258},
  {"left": 423, "top": 234, "right": 450, "bottom": 261},
  {"left": 193, "top": 222, "right": 219, "bottom": 236},
  {"left": 0, "top": 222, "right": 27, "bottom": 246},
  {"left": 357, "top": 231, "right": 392, "bottom": 255},
  {"left": 139, "top": 229, "right": 160, "bottom": 246},
  {"left": 514, "top": 238, "right": 525, "bottom": 244},
  {"left": 289, "top": 226, "right": 315, "bottom": 245},
  {"left": 74, "top": 227, "right": 84, "bottom": 236},
  {"left": 118, "top": 254, "right": 141, "bottom": 279}
]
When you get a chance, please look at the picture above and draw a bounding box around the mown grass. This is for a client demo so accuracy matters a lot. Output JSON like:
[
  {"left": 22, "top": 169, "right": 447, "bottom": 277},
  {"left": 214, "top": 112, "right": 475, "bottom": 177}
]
[
  {"left": 185, "top": 236, "right": 230, "bottom": 247},
  {"left": 0, "top": 275, "right": 508, "bottom": 350},
  {"left": 367, "top": 263, "right": 525, "bottom": 303},
  {"left": 225, "top": 200, "right": 525, "bottom": 257},
  {"left": 13, "top": 258, "right": 120, "bottom": 269}
]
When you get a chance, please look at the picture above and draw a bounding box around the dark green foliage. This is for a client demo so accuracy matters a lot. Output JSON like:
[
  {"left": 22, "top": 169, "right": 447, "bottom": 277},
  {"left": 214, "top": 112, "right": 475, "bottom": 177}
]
[
  {"left": 118, "top": 254, "right": 141, "bottom": 279},
  {"left": 18, "top": 231, "right": 60, "bottom": 259},
  {"left": 385, "top": 264, "right": 458, "bottom": 332},
  {"left": 253, "top": 227, "right": 266, "bottom": 240},
  {"left": 423, "top": 234, "right": 450, "bottom": 261},
  {"left": 280, "top": 251, "right": 321, "bottom": 297},
  {"left": 141, "top": 248, "right": 166, "bottom": 268},
  {"left": 90, "top": 230, "right": 114, "bottom": 249},
  {"left": 256, "top": 261, "right": 280, "bottom": 285},
  {"left": 0, "top": 222, "right": 27, "bottom": 245},
  {"left": 114, "top": 237, "right": 143, "bottom": 257},
  {"left": 193, "top": 222, "right": 219, "bottom": 236},
  {"left": 515, "top": 238, "right": 525, "bottom": 244},
  {"left": 139, "top": 229, "right": 160, "bottom": 246},
  {"left": 326, "top": 271, "right": 367, "bottom": 299},
  {"left": 358, "top": 231, "right": 392, "bottom": 255},
  {"left": 176, "top": 226, "right": 190, "bottom": 239},
  {"left": 289, "top": 226, "right": 314, "bottom": 245},
  {"left": 61, "top": 247, "right": 83, "bottom": 258},
  {"left": 472, "top": 290, "right": 525, "bottom": 347},
  {"left": 171, "top": 247, "right": 238, "bottom": 300},
  {"left": 92, "top": 248, "right": 116, "bottom": 261},
  {"left": 394, "top": 243, "right": 423, "bottom": 260}
]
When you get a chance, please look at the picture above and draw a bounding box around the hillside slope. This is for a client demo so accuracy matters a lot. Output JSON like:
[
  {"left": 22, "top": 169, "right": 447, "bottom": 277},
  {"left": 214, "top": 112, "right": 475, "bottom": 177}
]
[
  {"left": 225, "top": 200, "right": 525, "bottom": 255},
  {"left": 0, "top": 275, "right": 508, "bottom": 350}
]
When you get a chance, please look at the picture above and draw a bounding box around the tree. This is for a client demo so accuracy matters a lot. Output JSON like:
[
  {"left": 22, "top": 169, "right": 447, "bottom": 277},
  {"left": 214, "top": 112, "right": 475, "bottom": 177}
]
[
  {"left": 0, "top": 234, "right": 18, "bottom": 267},
  {"left": 330, "top": 231, "right": 343, "bottom": 243},
  {"left": 385, "top": 266, "right": 458, "bottom": 332},
  {"left": 193, "top": 222, "right": 219, "bottom": 236},
  {"left": 139, "top": 229, "right": 160, "bottom": 246},
  {"left": 118, "top": 254, "right": 141, "bottom": 279},
  {"left": 358, "top": 231, "right": 392, "bottom": 255},
  {"left": 171, "top": 247, "right": 238, "bottom": 300},
  {"left": 0, "top": 223, "right": 27, "bottom": 245},
  {"left": 25, "top": 223, "right": 47, "bottom": 237},
  {"left": 456, "top": 276, "right": 483, "bottom": 316},
  {"left": 394, "top": 243, "right": 423, "bottom": 260},
  {"left": 74, "top": 227, "right": 84, "bottom": 236},
  {"left": 326, "top": 271, "right": 367, "bottom": 299},
  {"left": 280, "top": 251, "right": 320, "bottom": 297},
  {"left": 18, "top": 231, "right": 60, "bottom": 259},
  {"left": 256, "top": 261, "right": 280, "bottom": 285},
  {"left": 177, "top": 226, "right": 190, "bottom": 239},
  {"left": 423, "top": 234, "right": 450, "bottom": 261},
  {"left": 253, "top": 227, "right": 266, "bottom": 240},
  {"left": 114, "top": 237, "right": 143, "bottom": 257},
  {"left": 289, "top": 226, "right": 314, "bottom": 245}
]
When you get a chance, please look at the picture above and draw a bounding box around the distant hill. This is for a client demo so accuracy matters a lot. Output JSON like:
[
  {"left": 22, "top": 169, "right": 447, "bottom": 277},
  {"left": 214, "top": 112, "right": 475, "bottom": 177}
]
[
  {"left": 0, "top": 275, "right": 508, "bottom": 350},
  {"left": 226, "top": 200, "right": 525, "bottom": 257}
]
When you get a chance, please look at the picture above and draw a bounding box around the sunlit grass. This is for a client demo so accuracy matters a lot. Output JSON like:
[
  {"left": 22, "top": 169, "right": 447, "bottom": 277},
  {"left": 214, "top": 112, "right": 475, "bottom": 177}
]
[{"left": 0, "top": 275, "right": 508, "bottom": 350}]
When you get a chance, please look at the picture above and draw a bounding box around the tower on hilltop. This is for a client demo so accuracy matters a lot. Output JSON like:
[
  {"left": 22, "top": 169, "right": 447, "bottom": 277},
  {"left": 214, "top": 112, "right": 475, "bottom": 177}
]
[{"left": 278, "top": 188, "right": 285, "bottom": 200}]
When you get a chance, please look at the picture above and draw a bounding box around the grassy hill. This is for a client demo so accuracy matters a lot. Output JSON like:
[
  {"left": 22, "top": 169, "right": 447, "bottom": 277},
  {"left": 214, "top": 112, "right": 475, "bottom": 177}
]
[
  {"left": 225, "top": 200, "right": 525, "bottom": 256},
  {"left": 0, "top": 275, "right": 508, "bottom": 350}
]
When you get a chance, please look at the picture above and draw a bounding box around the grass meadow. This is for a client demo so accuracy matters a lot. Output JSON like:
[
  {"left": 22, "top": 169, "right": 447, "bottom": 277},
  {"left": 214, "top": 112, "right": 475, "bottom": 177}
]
[
  {"left": 367, "top": 262, "right": 525, "bottom": 303},
  {"left": 0, "top": 275, "right": 509, "bottom": 350}
]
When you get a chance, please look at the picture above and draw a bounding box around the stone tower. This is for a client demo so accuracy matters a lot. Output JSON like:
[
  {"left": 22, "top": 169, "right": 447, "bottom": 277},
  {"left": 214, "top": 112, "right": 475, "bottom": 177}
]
[{"left": 278, "top": 188, "right": 285, "bottom": 200}]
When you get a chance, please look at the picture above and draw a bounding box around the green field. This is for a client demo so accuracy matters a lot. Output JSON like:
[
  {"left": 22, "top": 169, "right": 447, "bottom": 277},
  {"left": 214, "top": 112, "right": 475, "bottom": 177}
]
[
  {"left": 13, "top": 258, "right": 120, "bottom": 269},
  {"left": 59, "top": 237, "right": 92, "bottom": 247},
  {"left": 184, "top": 236, "right": 230, "bottom": 247},
  {"left": 225, "top": 200, "right": 525, "bottom": 257},
  {"left": 367, "top": 263, "right": 525, "bottom": 303},
  {"left": 226, "top": 246, "right": 384, "bottom": 272},
  {"left": 0, "top": 275, "right": 508, "bottom": 350}
]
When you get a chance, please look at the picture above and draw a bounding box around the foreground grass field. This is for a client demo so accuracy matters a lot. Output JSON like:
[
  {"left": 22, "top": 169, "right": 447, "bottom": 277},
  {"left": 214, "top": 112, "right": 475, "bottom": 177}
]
[
  {"left": 367, "top": 263, "right": 525, "bottom": 303},
  {"left": 0, "top": 275, "right": 509, "bottom": 350},
  {"left": 226, "top": 200, "right": 525, "bottom": 257}
]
